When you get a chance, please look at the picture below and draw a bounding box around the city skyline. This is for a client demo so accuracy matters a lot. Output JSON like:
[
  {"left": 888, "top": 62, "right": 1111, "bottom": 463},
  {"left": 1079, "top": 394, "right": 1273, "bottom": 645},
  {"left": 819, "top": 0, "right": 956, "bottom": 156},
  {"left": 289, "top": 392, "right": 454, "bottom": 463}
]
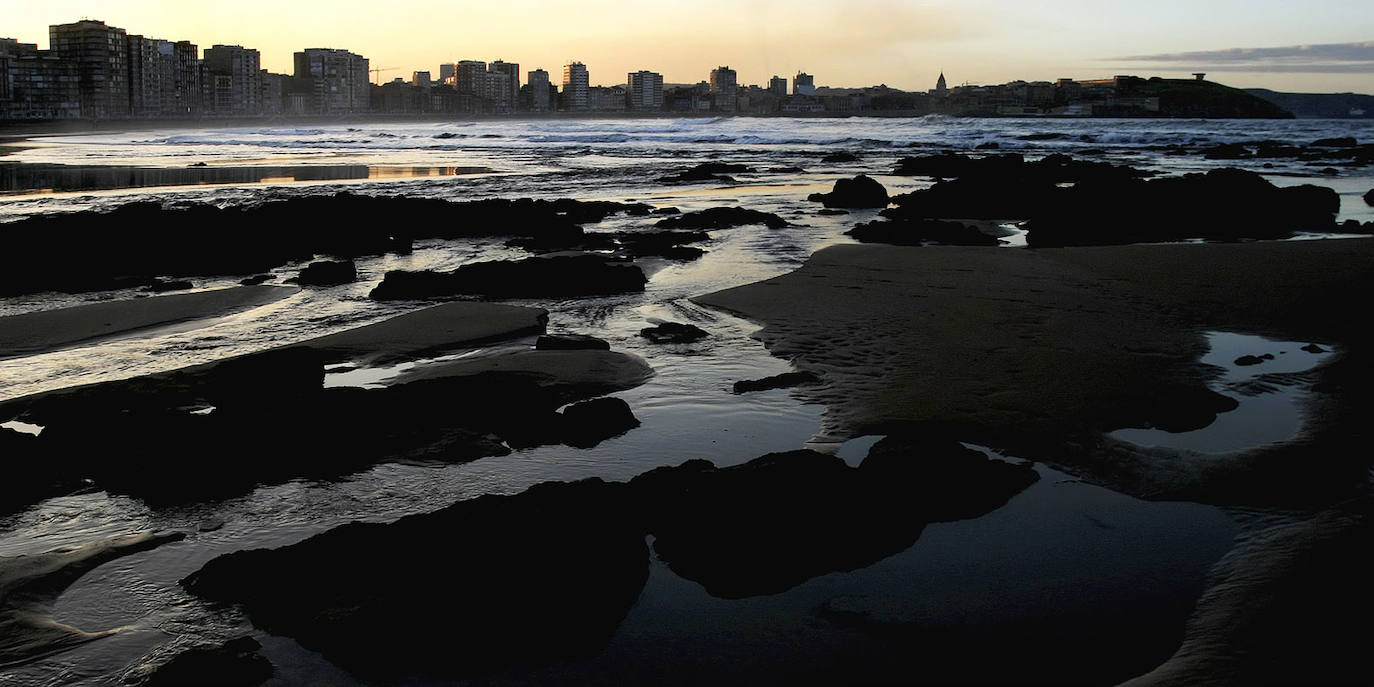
[{"left": 4, "top": 1, "right": 1372, "bottom": 94}]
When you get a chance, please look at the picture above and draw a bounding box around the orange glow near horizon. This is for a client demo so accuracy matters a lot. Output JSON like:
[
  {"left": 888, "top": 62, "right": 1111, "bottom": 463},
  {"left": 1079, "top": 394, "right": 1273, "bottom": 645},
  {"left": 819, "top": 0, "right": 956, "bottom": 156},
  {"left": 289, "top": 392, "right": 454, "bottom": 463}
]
[{"left": 4, "top": 0, "right": 1372, "bottom": 94}]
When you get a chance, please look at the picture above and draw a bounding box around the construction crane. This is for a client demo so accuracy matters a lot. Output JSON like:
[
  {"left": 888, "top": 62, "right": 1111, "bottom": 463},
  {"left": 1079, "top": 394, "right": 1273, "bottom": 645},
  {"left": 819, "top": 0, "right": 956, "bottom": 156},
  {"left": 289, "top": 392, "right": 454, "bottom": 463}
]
[{"left": 370, "top": 67, "right": 400, "bottom": 84}]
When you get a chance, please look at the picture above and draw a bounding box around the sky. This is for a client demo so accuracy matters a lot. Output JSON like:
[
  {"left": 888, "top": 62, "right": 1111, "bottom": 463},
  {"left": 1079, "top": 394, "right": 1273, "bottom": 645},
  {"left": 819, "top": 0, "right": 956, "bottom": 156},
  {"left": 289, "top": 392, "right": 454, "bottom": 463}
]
[{"left": 3, "top": 0, "right": 1371, "bottom": 94}]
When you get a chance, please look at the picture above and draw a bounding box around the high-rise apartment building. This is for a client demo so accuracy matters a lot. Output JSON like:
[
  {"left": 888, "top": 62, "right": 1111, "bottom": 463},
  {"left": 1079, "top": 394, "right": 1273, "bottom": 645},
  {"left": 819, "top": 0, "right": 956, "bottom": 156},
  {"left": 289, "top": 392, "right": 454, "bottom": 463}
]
[
  {"left": 204, "top": 44, "right": 262, "bottom": 115},
  {"left": 293, "top": 48, "right": 369, "bottom": 114},
  {"left": 49, "top": 19, "right": 129, "bottom": 117},
  {"left": 0, "top": 38, "right": 81, "bottom": 119},
  {"left": 488, "top": 60, "right": 519, "bottom": 112},
  {"left": 793, "top": 72, "right": 815, "bottom": 96},
  {"left": 562, "top": 61, "right": 588, "bottom": 110},
  {"left": 455, "top": 60, "right": 486, "bottom": 96},
  {"left": 768, "top": 75, "right": 787, "bottom": 96},
  {"left": 626, "top": 70, "right": 663, "bottom": 111},
  {"left": 709, "top": 65, "right": 737, "bottom": 112},
  {"left": 528, "top": 68, "right": 550, "bottom": 111},
  {"left": 438, "top": 63, "right": 456, "bottom": 84},
  {"left": 412, "top": 71, "right": 432, "bottom": 88}
]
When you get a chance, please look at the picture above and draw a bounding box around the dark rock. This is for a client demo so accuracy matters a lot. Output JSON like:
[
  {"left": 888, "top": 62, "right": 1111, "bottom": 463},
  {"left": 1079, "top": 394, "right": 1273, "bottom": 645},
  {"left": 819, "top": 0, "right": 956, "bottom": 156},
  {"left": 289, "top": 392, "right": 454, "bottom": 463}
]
[
  {"left": 622, "top": 203, "right": 653, "bottom": 216},
  {"left": 817, "top": 208, "right": 849, "bottom": 215},
  {"left": 145, "top": 279, "right": 194, "bottom": 293},
  {"left": 847, "top": 218, "right": 999, "bottom": 247},
  {"left": 769, "top": 166, "right": 806, "bottom": 173},
  {"left": 658, "top": 162, "right": 748, "bottom": 183},
  {"left": 1026, "top": 168, "right": 1341, "bottom": 247},
  {"left": 1318, "top": 167, "right": 1340, "bottom": 175},
  {"left": 631, "top": 443, "right": 1038, "bottom": 598},
  {"left": 182, "top": 479, "right": 648, "bottom": 678},
  {"left": 639, "top": 322, "right": 709, "bottom": 344},
  {"left": 140, "top": 637, "right": 273, "bottom": 687},
  {"left": 610, "top": 230, "right": 711, "bottom": 260},
  {"left": 1311, "top": 137, "right": 1357, "bottom": 148},
  {"left": 974, "top": 142, "right": 1001, "bottom": 150},
  {"left": 1112, "top": 384, "right": 1240, "bottom": 434},
  {"left": 434, "top": 132, "right": 459, "bottom": 139},
  {"left": 1302, "top": 343, "right": 1328, "bottom": 354},
  {"left": 651, "top": 206, "right": 680, "bottom": 215},
  {"left": 1364, "top": 189, "right": 1374, "bottom": 206},
  {"left": 371, "top": 254, "right": 646, "bottom": 300},
  {"left": 821, "top": 152, "right": 860, "bottom": 163},
  {"left": 1018, "top": 132, "right": 1069, "bottom": 141},
  {"left": 732, "top": 371, "right": 821, "bottom": 393},
  {"left": 1235, "top": 354, "right": 1275, "bottom": 366},
  {"left": 654, "top": 207, "right": 788, "bottom": 230},
  {"left": 0, "top": 426, "right": 75, "bottom": 514},
  {"left": 1202, "top": 143, "right": 1252, "bottom": 160},
  {"left": 290, "top": 259, "right": 356, "bottom": 287},
  {"left": 0, "top": 194, "right": 649, "bottom": 298},
  {"left": 536, "top": 334, "right": 610, "bottom": 351},
  {"left": 238, "top": 274, "right": 273, "bottom": 286},
  {"left": 560, "top": 397, "right": 640, "bottom": 448},
  {"left": 808, "top": 174, "right": 889, "bottom": 209}
]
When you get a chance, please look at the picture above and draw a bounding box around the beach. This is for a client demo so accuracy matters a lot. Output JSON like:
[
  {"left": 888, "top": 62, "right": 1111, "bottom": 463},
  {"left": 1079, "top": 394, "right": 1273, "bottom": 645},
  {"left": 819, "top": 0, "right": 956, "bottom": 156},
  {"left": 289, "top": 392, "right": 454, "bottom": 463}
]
[{"left": 1, "top": 116, "right": 1372, "bottom": 685}]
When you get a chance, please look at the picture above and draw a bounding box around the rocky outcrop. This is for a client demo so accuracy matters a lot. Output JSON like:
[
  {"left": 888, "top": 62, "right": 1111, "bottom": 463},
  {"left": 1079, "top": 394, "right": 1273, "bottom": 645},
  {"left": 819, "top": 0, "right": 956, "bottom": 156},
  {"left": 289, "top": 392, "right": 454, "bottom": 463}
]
[
  {"left": 183, "top": 479, "right": 650, "bottom": 678},
  {"left": 732, "top": 371, "right": 821, "bottom": 393},
  {"left": 536, "top": 334, "right": 610, "bottom": 351},
  {"left": 654, "top": 207, "right": 788, "bottom": 231},
  {"left": 289, "top": 259, "right": 356, "bottom": 286},
  {"left": 0, "top": 194, "right": 648, "bottom": 297},
  {"left": 181, "top": 439, "right": 1037, "bottom": 678},
  {"left": 806, "top": 174, "right": 890, "bottom": 208},
  {"left": 847, "top": 218, "right": 999, "bottom": 246},
  {"left": 639, "top": 322, "right": 709, "bottom": 344},
  {"left": 139, "top": 637, "right": 273, "bottom": 687},
  {"left": 560, "top": 397, "right": 640, "bottom": 448},
  {"left": 370, "top": 254, "right": 647, "bottom": 300},
  {"left": 657, "top": 162, "right": 750, "bottom": 183}
]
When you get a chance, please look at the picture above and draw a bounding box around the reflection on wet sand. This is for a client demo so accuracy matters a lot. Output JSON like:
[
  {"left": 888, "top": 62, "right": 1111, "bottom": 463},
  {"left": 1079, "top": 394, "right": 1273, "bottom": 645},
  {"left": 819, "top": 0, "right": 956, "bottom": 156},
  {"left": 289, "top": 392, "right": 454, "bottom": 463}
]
[{"left": 0, "top": 163, "right": 491, "bottom": 196}]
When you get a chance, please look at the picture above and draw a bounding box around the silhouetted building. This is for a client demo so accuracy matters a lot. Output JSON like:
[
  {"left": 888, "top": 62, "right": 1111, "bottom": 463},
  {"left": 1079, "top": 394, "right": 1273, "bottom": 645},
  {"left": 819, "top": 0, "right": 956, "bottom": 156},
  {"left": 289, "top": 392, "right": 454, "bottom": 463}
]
[
  {"left": 49, "top": 19, "right": 129, "bottom": 118},
  {"left": 710, "top": 65, "right": 737, "bottom": 111},
  {"left": 935, "top": 72, "right": 947, "bottom": 95},
  {"left": 590, "top": 85, "right": 626, "bottom": 111},
  {"left": 438, "top": 63, "right": 456, "bottom": 83},
  {"left": 412, "top": 71, "right": 431, "bottom": 88},
  {"left": 768, "top": 75, "right": 787, "bottom": 97},
  {"left": 626, "top": 70, "right": 663, "bottom": 110},
  {"left": 260, "top": 70, "right": 285, "bottom": 115},
  {"left": 1, "top": 38, "right": 81, "bottom": 119},
  {"left": 455, "top": 60, "right": 486, "bottom": 96},
  {"left": 793, "top": 71, "right": 815, "bottom": 96},
  {"left": 562, "top": 61, "right": 588, "bottom": 110},
  {"left": 293, "top": 48, "right": 369, "bottom": 114},
  {"left": 528, "top": 68, "right": 551, "bottom": 111},
  {"left": 204, "top": 44, "right": 261, "bottom": 115},
  {"left": 488, "top": 60, "right": 519, "bottom": 112}
]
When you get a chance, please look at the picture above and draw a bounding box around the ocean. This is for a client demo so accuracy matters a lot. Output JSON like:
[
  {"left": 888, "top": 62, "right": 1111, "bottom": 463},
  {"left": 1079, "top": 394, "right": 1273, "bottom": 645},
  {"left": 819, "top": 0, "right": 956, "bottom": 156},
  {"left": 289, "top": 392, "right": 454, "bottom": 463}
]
[{"left": 0, "top": 116, "right": 1371, "bottom": 685}]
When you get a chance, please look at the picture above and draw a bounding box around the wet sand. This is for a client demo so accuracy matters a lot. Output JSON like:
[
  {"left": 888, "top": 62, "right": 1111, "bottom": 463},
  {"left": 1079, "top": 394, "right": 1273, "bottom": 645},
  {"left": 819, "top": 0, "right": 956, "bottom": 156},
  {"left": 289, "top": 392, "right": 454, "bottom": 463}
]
[
  {"left": 0, "top": 286, "right": 297, "bottom": 359},
  {"left": 696, "top": 239, "right": 1374, "bottom": 501}
]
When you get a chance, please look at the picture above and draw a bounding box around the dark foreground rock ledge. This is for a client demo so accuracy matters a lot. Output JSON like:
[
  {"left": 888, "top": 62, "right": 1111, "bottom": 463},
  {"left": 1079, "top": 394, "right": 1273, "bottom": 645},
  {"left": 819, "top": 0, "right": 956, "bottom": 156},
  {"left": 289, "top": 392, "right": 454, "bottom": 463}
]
[{"left": 182, "top": 440, "right": 1037, "bottom": 678}]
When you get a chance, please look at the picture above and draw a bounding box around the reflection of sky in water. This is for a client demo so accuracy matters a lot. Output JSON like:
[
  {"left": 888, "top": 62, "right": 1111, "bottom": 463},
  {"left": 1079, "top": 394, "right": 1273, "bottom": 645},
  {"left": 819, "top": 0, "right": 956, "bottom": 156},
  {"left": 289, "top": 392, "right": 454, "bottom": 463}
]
[{"left": 1111, "top": 331, "right": 1333, "bottom": 453}]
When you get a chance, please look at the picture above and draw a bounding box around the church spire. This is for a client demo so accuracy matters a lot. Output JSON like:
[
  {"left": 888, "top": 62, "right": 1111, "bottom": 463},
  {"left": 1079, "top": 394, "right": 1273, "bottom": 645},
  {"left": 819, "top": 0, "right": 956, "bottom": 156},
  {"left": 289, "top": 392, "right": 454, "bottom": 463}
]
[{"left": 936, "top": 71, "right": 947, "bottom": 92}]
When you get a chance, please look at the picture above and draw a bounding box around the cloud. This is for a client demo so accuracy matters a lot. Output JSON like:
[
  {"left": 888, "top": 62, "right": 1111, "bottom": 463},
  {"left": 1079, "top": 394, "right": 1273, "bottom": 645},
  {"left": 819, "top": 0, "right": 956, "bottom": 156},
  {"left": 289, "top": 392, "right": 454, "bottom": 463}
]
[{"left": 1108, "top": 41, "right": 1374, "bottom": 73}]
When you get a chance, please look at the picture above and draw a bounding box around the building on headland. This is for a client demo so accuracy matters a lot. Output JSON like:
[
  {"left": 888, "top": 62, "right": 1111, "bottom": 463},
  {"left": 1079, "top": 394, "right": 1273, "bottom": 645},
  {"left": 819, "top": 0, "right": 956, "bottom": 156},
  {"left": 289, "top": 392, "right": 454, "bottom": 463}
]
[
  {"left": 49, "top": 19, "right": 130, "bottom": 118},
  {"left": 204, "top": 45, "right": 262, "bottom": 115},
  {"left": 709, "top": 65, "right": 737, "bottom": 112},
  {"left": 934, "top": 71, "right": 947, "bottom": 95},
  {"left": 527, "top": 68, "right": 551, "bottom": 111},
  {"left": 562, "top": 61, "right": 589, "bottom": 110},
  {"left": 792, "top": 71, "right": 815, "bottom": 96},
  {"left": 0, "top": 38, "right": 82, "bottom": 119},
  {"left": 293, "top": 48, "right": 369, "bottom": 114},
  {"left": 626, "top": 70, "right": 663, "bottom": 111}
]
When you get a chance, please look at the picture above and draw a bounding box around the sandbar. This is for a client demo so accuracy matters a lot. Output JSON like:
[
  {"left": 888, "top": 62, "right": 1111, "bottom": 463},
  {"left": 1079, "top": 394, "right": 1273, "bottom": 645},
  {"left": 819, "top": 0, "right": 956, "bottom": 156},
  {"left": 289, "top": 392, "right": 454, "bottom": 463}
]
[
  {"left": 695, "top": 239, "right": 1373, "bottom": 501},
  {"left": 295, "top": 301, "right": 549, "bottom": 364},
  {"left": 0, "top": 286, "right": 297, "bottom": 359}
]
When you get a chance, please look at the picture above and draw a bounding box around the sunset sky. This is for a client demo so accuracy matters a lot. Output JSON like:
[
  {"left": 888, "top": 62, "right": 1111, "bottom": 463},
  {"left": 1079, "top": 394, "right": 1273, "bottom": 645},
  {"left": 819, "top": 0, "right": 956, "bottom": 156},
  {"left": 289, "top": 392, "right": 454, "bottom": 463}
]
[{"left": 4, "top": 0, "right": 1371, "bottom": 93}]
